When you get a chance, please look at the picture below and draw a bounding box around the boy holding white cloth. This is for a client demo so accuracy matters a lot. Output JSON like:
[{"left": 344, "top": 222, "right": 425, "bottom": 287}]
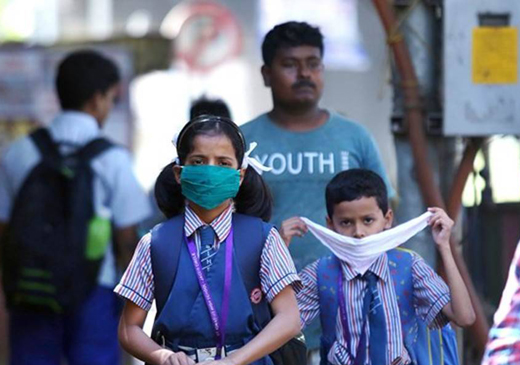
[{"left": 280, "top": 169, "right": 476, "bottom": 365}]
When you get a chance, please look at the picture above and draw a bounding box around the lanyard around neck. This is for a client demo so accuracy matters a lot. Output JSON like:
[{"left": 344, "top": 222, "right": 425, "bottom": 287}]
[{"left": 185, "top": 227, "right": 234, "bottom": 360}]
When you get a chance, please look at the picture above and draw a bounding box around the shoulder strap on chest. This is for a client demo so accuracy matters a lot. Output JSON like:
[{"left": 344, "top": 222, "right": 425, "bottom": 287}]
[
  {"left": 232, "top": 213, "right": 273, "bottom": 328},
  {"left": 30, "top": 128, "right": 61, "bottom": 161},
  {"left": 317, "top": 255, "right": 341, "bottom": 343},
  {"left": 387, "top": 248, "right": 416, "bottom": 333},
  {"left": 31, "top": 128, "right": 113, "bottom": 163},
  {"left": 387, "top": 248, "right": 460, "bottom": 365},
  {"left": 150, "top": 215, "right": 185, "bottom": 316},
  {"left": 387, "top": 248, "right": 414, "bottom": 287},
  {"left": 76, "top": 137, "right": 113, "bottom": 161}
]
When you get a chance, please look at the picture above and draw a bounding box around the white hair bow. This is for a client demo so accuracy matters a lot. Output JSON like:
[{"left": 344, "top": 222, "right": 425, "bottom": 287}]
[{"left": 241, "top": 142, "right": 271, "bottom": 175}]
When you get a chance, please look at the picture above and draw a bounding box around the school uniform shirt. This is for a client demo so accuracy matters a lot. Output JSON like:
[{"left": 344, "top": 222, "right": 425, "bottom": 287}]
[
  {"left": 483, "top": 240, "right": 520, "bottom": 365},
  {"left": 297, "top": 252, "right": 451, "bottom": 365},
  {"left": 0, "top": 111, "right": 152, "bottom": 288},
  {"left": 115, "top": 204, "right": 302, "bottom": 311}
]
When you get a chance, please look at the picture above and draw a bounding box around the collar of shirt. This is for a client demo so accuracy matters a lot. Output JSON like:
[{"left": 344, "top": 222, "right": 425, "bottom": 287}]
[
  {"left": 48, "top": 111, "right": 100, "bottom": 148},
  {"left": 183, "top": 203, "right": 234, "bottom": 244},
  {"left": 341, "top": 253, "right": 389, "bottom": 282}
]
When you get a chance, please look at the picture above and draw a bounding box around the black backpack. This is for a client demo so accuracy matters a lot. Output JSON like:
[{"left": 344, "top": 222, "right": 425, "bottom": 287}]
[{"left": 1, "top": 128, "right": 113, "bottom": 314}]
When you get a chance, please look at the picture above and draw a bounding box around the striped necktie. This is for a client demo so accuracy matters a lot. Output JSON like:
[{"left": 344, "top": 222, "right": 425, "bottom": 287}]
[
  {"left": 199, "top": 226, "right": 217, "bottom": 272},
  {"left": 356, "top": 271, "right": 387, "bottom": 365}
]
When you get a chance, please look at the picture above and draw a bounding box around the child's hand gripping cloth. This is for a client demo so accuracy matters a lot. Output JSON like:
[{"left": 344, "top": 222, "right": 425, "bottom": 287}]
[{"left": 301, "top": 211, "right": 432, "bottom": 274}]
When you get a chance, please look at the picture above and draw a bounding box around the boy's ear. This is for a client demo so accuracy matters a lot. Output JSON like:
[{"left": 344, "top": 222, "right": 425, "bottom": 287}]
[
  {"left": 326, "top": 215, "right": 334, "bottom": 230},
  {"left": 173, "top": 164, "right": 182, "bottom": 184},
  {"left": 384, "top": 208, "right": 394, "bottom": 229},
  {"left": 261, "top": 65, "right": 271, "bottom": 87}
]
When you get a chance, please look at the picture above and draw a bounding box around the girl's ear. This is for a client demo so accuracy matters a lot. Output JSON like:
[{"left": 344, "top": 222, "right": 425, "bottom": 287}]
[
  {"left": 384, "top": 208, "right": 394, "bottom": 229},
  {"left": 238, "top": 168, "right": 246, "bottom": 185},
  {"left": 173, "top": 164, "right": 182, "bottom": 184}
]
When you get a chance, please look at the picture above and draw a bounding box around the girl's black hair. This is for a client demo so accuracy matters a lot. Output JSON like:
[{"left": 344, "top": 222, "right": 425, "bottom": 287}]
[
  {"left": 154, "top": 115, "right": 273, "bottom": 222},
  {"left": 154, "top": 162, "right": 182, "bottom": 219}
]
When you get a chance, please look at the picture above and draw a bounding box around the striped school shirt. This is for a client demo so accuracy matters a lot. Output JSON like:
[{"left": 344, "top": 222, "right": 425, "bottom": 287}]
[
  {"left": 297, "top": 252, "right": 451, "bottom": 365},
  {"left": 115, "top": 204, "right": 302, "bottom": 310},
  {"left": 482, "top": 241, "right": 520, "bottom": 365}
]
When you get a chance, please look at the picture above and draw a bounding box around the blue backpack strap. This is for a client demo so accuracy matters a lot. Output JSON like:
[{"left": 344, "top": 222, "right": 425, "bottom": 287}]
[
  {"left": 387, "top": 249, "right": 416, "bottom": 340},
  {"left": 317, "top": 255, "right": 341, "bottom": 365},
  {"left": 150, "top": 215, "right": 185, "bottom": 316},
  {"left": 388, "top": 248, "right": 460, "bottom": 365},
  {"left": 232, "top": 213, "right": 273, "bottom": 329}
]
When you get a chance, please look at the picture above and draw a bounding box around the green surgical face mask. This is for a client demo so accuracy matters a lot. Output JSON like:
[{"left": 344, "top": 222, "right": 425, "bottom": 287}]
[{"left": 180, "top": 165, "right": 240, "bottom": 210}]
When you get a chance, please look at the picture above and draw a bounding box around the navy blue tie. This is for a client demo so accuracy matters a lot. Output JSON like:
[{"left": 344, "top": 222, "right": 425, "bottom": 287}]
[
  {"left": 355, "top": 271, "right": 387, "bottom": 365},
  {"left": 199, "top": 226, "right": 216, "bottom": 272}
]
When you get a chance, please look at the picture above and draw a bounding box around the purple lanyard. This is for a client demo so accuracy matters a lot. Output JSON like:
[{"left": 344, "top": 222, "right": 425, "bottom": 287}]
[
  {"left": 185, "top": 227, "right": 234, "bottom": 360},
  {"left": 338, "top": 271, "right": 368, "bottom": 364}
]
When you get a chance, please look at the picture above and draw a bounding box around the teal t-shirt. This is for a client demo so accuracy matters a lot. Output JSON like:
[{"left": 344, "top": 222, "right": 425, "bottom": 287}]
[{"left": 241, "top": 111, "right": 394, "bottom": 349}]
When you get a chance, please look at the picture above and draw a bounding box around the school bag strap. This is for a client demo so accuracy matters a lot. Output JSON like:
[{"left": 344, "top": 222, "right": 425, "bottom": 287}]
[
  {"left": 317, "top": 255, "right": 341, "bottom": 365},
  {"left": 233, "top": 214, "right": 307, "bottom": 365},
  {"left": 232, "top": 213, "right": 273, "bottom": 328},
  {"left": 386, "top": 248, "right": 416, "bottom": 339},
  {"left": 31, "top": 127, "right": 113, "bottom": 163},
  {"left": 76, "top": 137, "right": 114, "bottom": 161},
  {"left": 30, "top": 128, "right": 61, "bottom": 161},
  {"left": 388, "top": 248, "right": 460, "bottom": 365},
  {"left": 150, "top": 215, "right": 185, "bottom": 317}
]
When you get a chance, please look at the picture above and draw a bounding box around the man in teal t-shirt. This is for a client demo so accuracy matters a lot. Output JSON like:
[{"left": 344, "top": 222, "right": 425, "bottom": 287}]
[{"left": 241, "top": 21, "right": 394, "bottom": 359}]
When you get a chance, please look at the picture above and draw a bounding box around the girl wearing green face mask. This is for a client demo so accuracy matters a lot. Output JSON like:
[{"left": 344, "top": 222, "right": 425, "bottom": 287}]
[{"left": 116, "top": 115, "right": 304, "bottom": 365}]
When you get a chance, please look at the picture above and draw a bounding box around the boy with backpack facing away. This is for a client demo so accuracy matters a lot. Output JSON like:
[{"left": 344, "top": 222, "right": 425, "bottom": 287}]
[
  {"left": 281, "top": 169, "right": 476, "bottom": 364},
  {"left": 0, "top": 50, "right": 152, "bottom": 365}
]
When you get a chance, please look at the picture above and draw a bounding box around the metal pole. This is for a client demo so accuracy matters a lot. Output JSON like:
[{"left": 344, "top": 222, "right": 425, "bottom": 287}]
[{"left": 372, "top": 0, "right": 489, "bottom": 357}]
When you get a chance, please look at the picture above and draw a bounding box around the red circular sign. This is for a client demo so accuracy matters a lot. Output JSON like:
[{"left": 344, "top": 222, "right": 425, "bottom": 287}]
[{"left": 163, "top": 1, "right": 243, "bottom": 73}]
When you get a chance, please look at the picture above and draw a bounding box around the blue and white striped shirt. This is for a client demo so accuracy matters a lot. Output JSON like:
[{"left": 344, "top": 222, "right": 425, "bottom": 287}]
[{"left": 297, "top": 252, "right": 451, "bottom": 365}]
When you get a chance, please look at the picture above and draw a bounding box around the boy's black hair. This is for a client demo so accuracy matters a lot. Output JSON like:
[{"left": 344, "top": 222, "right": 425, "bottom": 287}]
[
  {"left": 325, "top": 169, "right": 389, "bottom": 217},
  {"left": 56, "top": 49, "right": 120, "bottom": 110},
  {"left": 190, "top": 97, "right": 231, "bottom": 120},
  {"left": 154, "top": 115, "right": 273, "bottom": 222},
  {"left": 262, "top": 21, "right": 324, "bottom": 66}
]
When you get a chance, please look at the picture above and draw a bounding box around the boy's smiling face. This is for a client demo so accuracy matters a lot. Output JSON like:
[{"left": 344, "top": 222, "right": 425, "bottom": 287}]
[{"left": 326, "top": 196, "right": 393, "bottom": 239}]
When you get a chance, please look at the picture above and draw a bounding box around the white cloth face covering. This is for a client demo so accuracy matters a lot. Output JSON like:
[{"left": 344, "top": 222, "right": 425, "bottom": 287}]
[{"left": 301, "top": 211, "right": 433, "bottom": 274}]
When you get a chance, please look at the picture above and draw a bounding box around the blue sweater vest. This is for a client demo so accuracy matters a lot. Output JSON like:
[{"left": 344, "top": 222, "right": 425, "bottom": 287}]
[{"left": 149, "top": 213, "right": 274, "bottom": 365}]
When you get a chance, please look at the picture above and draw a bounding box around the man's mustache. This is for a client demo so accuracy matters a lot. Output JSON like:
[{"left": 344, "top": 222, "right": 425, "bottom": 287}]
[{"left": 292, "top": 80, "right": 316, "bottom": 89}]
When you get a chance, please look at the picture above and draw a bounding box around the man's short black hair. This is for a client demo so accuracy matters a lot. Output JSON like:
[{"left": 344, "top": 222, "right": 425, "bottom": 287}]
[
  {"left": 56, "top": 49, "right": 120, "bottom": 110},
  {"left": 262, "top": 21, "right": 324, "bottom": 66},
  {"left": 190, "top": 97, "right": 231, "bottom": 119},
  {"left": 325, "top": 169, "right": 389, "bottom": 217}
]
